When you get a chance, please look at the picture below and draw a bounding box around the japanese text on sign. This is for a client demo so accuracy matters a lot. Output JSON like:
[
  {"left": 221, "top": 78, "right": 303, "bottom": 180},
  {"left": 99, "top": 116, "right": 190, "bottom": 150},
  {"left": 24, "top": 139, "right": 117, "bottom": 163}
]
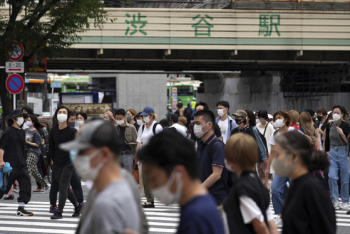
[{"left": 259, "top": 15, "right": 281, "bottom": 37}]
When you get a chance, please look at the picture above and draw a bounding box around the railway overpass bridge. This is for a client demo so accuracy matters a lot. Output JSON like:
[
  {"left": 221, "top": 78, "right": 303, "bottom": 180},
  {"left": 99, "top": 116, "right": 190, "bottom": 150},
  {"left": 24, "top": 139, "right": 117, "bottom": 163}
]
[{"left": 45, "top": 4, "right": 350, "bottom": 112}]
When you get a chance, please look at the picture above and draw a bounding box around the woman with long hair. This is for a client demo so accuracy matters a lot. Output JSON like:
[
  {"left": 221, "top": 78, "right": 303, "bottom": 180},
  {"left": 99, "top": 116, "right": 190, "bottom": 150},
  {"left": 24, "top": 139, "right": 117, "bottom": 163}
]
[
  {"left": 299, "top": 112, "right": 320, "bottom": 150},
  {"left": 323, "top": 105, "right": 350, "bottom": 210},
  {"left": 274, "top": 131, "right": 335, "bottom": 234},
  {"left": 25, "top": 115, "right": 50, "bottom": 193},
  {"left": 104, "top": 111, "right": 117, "bottom": 126}
]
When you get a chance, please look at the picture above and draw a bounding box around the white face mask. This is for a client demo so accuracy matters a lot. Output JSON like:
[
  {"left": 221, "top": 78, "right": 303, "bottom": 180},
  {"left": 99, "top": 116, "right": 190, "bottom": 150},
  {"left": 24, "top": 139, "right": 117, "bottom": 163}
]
[
  {"left": 137, "top": 120, "right": 143, "bottom": 125},
  {"left": 333, "top": 113, "right": 342, "bottom": 122},
  {"left": 76, "top": 121, "right": 84, "bottom": 127},
  {"left": 116, "top": 119, "right": 125, "bottom": 125},
  {"left": 16, "top": 117, "right": 24, "bottom": 126},
  {"left": 193, "top": 123, "right": 208, "bottom": 138},
  {"left": 217, "top": 109, "right": 225, "bottom": 117},
  {"left": 71, "top": 149, "right": 103, "bottom": 181},
  {"left": 151, "top": 171, "right": 183, "bottom": 206},
  {"left": 224, "top": 159, "right": 234, "bottom": 172},
  {"left": 26, "top": 121, "right": 33, "bottom": 127},
  {"left": 143, "top": 116, "right": 151, "bottom": 123},
  {"left": 57, "top": 114, "right": 68, "bottom": 123},
  {"left": 275, "top": 119, "right": 285, "bottom": 128}
]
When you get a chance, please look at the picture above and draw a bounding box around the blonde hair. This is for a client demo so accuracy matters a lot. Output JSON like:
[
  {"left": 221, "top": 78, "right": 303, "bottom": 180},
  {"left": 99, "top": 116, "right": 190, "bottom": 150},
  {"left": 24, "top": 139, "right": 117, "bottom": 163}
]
[
  {"left": 152, "top": 114, "right": 157, "bottom": 120},
  {"left": 179, "top": 116, "right": 187, "bottom": 126},
  {"left": 299, "top": 112, "right": 317, "bottom": 142},
  {"left": 225, "top": 133, "right": 257, "bottom": 170},
  {"left": 289, "top": 110, "right": 299, "bottom": 124}
]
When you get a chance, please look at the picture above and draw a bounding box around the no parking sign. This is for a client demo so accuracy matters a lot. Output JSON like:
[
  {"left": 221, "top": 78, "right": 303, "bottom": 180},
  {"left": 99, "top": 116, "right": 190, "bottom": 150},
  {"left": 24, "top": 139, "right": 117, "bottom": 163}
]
[{"left": 6, "top": 74, "right": 24, "bottom": 94}]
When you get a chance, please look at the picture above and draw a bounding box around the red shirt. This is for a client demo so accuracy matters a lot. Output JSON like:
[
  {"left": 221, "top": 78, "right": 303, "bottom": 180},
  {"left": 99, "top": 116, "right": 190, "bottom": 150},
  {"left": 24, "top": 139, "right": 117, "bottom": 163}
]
[{"left": 290, "top": 123, "right": 300, "bottom": 130}]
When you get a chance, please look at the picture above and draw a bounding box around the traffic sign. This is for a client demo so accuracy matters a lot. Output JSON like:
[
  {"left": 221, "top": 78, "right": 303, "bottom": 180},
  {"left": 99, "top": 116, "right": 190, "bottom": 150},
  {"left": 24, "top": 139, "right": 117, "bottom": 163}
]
[
  {"left": 7, "top": 41, "right": 24, "bottom": 61},
  {"left": 6, "top": 74, "right": 24, "bottom": 94},
  {"left": 6, "top": 62, "right": 24, "bottom": 73}
]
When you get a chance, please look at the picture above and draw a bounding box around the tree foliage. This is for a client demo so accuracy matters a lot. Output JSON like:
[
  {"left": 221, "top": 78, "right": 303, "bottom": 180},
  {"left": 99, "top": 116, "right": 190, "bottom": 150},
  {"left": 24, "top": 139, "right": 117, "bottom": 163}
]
[
  {"left": 0, "top": 0, "right": 115, "bottom": 124},
  {"left": 0, "top": 0, "right": 114, "bottom": 63}
]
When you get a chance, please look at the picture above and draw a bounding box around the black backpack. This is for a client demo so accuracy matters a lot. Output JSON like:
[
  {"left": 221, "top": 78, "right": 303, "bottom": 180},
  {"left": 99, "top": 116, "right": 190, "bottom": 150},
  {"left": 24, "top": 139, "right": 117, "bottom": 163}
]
[
  {"left": 207, "top": 138, "right": 236, "bottom": 193},
  {"left": 142, "top": 123, "right": 163, "bottom": 135},
  {"left": 254, "top": 126, "right": 268, "bottom": 163}
]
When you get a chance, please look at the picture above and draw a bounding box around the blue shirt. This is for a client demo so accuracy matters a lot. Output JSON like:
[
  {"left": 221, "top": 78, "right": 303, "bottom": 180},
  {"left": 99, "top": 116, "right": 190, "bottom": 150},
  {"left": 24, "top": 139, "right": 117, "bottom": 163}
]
[
  {"left": 177, "top": 194, "right": 225, "bottom": 234},
  {"left": 197, "top": 133, "right": 228, "bottom": 205}
]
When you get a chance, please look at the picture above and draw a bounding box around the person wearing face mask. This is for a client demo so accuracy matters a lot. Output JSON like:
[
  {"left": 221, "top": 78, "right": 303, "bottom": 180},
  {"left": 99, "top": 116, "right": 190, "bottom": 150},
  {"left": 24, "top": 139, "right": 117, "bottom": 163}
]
[
  {"left": 323, "top": 105, "right": 350, "bottom": 210},
  {"left": 21, "top": 107, "right": 34, "bottom": 130},
  {"left": 136, "top": 112, "right": 144, "bottom": 130},
  {"left": 68, "top": 111, "right": 76, "bottom": 128},
  {"left": 49, "top": 106, "right": 82, "bottom": 219},
  {"left": 194, "top": 110, "right": 229, "bottom": 206},
  {"left": 75, "top": 112, "right": 87, "bottom": 130},
  {"left": 127, "top": 109, "right": 139, "bottom": 131},
  {"left": 115, "top": 109, "right": 138, "bottom": 174},
  {"left": 215, "top": 101, "right": 237, "bottom": 144},
  {"left": 0, "top": 110, "right": 33, "bottom": 216},
  {"left": 24, "top": 115, "right": 50, "bottom": 193},
  {"left": 224, "top": 133, "right": 278, "bottom": 234},
  {"left": 59, "top": 120, "right": 142, "bottom": 234},
  {"left": 139, "top": 130, "right": 225, "bottom": 234},
  {"left": 230, "top": 110, "right": 255, "bottom": 138},
  {"left": 256, "top": 110, "right": 275, "bottom": 188},
  {"left": 274, "top": 131, "right": 335, "bottom": 234},
  {"left": 191, "top": 102, "right": 223, "bottom": 145},
  {"left": 265, "top": 110, "right": 297, "bottom": 226},
  {"left": 135, "top": 106, "right": 163, "bottom": 208},
  {"left": 315, "top": 107, "right": 327, "bottom": 152}
]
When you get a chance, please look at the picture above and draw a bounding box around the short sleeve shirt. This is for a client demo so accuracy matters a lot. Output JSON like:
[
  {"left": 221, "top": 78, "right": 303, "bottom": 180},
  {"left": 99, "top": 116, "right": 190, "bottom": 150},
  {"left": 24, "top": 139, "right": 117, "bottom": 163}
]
[
  {"left": 177, "top": 194, "right": 225, "bottom": 234},
  {"left": 136, "top": 121, "right": 163, "bottom": 146},
  {"left": 170, "top": 123, "right": 187, "bottom": 137},
  {"left": 197, "top": 133, "right": 228, "bottom": 205},
  {"left": 269, "top": 127, "right": 297, "bottom": 146},
  {"left": 218, "top": 118, "right": 229, "bottom": 144}
]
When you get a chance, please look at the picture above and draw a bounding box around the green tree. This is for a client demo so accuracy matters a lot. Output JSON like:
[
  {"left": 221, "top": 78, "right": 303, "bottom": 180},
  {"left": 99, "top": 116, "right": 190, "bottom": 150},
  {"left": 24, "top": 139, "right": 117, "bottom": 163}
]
[{"left": 0, "top": 0, "right": 114, "bottom": 123}]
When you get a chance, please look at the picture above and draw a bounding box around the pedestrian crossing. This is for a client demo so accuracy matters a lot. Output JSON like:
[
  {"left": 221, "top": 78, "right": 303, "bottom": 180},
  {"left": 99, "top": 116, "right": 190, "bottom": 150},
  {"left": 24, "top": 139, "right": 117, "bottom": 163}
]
[{"left": 1, "top": 197, "right": 350, "bottom": 233}]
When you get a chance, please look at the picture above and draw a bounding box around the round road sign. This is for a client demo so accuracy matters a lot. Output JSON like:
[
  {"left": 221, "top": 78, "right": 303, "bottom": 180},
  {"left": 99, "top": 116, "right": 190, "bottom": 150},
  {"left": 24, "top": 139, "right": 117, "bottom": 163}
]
[
  {"left": 7, "top": 41, "right": 24, "bottom": 61},
  {"left": 6, "top": 74, "right": 24, "bottom": 94}
]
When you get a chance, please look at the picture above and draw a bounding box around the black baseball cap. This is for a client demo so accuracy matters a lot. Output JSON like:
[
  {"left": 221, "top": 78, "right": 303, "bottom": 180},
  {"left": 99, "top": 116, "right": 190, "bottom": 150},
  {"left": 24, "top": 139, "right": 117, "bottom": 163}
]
[
  {"left": 59, "top": 119, "right": 121, "bottom": 154},
  {"left": 10, "top": 109, "right": 24, "bottom": 119}
]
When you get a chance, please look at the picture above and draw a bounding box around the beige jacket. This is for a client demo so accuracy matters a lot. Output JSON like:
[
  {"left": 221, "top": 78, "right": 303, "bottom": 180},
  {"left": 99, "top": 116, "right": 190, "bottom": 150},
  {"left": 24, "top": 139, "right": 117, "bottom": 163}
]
[{"left": 116, "top": 122, "right": 138, "bottom": 153}]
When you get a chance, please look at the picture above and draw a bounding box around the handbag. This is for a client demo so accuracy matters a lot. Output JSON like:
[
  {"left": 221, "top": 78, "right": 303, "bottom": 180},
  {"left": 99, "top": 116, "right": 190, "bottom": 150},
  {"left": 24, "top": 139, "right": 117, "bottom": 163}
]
[{"left": 132, "top": 162, "right": 139, "bottom": 184}]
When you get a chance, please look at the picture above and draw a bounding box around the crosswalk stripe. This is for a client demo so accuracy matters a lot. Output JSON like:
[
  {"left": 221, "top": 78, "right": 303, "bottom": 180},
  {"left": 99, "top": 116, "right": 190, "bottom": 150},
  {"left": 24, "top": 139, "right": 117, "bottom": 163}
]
[
  {"left": 0, "top": 210, "right": 79, "bottom": 217},
  {"left": 0, "top": 220, "right": 78, "bottom": 228},
  {"left": 0, "top": 227, "right": 75, "bottom": 234},
  {"left": 0, "top": 215, "right": 79, "bottom": 222}
]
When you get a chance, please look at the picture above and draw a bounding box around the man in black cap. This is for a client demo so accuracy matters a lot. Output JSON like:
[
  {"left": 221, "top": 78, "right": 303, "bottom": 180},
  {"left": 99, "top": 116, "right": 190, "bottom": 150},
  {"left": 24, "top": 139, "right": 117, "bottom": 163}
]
[{"left": 0, "top": 109, "right": 33, "bottom": 216}]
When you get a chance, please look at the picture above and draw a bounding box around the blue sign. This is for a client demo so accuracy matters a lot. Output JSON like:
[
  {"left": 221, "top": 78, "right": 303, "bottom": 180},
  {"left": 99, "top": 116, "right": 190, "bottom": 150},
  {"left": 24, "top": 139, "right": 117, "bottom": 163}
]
[
  {"left": 6, "top": 74, "right": 24, "bottom": 94},
  {"left": 51, "top": 82, "right": 62, "bottom": 88}
]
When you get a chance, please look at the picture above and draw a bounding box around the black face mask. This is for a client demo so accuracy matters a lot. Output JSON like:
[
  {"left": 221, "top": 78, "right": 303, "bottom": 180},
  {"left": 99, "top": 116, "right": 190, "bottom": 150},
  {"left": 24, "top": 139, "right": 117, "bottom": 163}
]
[
  {"left": 68, "top": 122, "right": 75, "bottom": 127},
  {"left": 317, "top": 116, "right": 323, "bottom": 122},
  {"left": 235, "top": 119, "right": 243, "bottom": 125}
]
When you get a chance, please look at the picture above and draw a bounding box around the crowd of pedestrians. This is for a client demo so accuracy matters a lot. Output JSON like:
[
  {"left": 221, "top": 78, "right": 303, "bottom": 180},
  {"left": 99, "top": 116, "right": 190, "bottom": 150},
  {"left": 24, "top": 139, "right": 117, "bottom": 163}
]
[{"left": 0, "top": 102, "right": 348, "bottom": 234}]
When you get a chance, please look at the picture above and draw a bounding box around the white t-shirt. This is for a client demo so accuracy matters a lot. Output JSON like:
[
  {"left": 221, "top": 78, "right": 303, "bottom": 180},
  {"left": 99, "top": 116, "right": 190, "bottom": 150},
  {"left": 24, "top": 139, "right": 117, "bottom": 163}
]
[
  {"left": 256, "top": 123, "right": 274, "bottom": 154},
  {"left": 136, "top": 121, "right": 163, "bottom": 146},
  {"left": 239, "top": 195, "right": 274, "bottom": 224},
  {"left": 318, "top": 123, "right": 323, "bottom": 151},
  {"left": 170, "top": 123, "right": 187, "bottom": 137},
  {"left": 269, "top": 127, "right": 296, "bottom": 146},
  {"left": 218, "top": 118, "right": 229, "bottom": 144}
]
